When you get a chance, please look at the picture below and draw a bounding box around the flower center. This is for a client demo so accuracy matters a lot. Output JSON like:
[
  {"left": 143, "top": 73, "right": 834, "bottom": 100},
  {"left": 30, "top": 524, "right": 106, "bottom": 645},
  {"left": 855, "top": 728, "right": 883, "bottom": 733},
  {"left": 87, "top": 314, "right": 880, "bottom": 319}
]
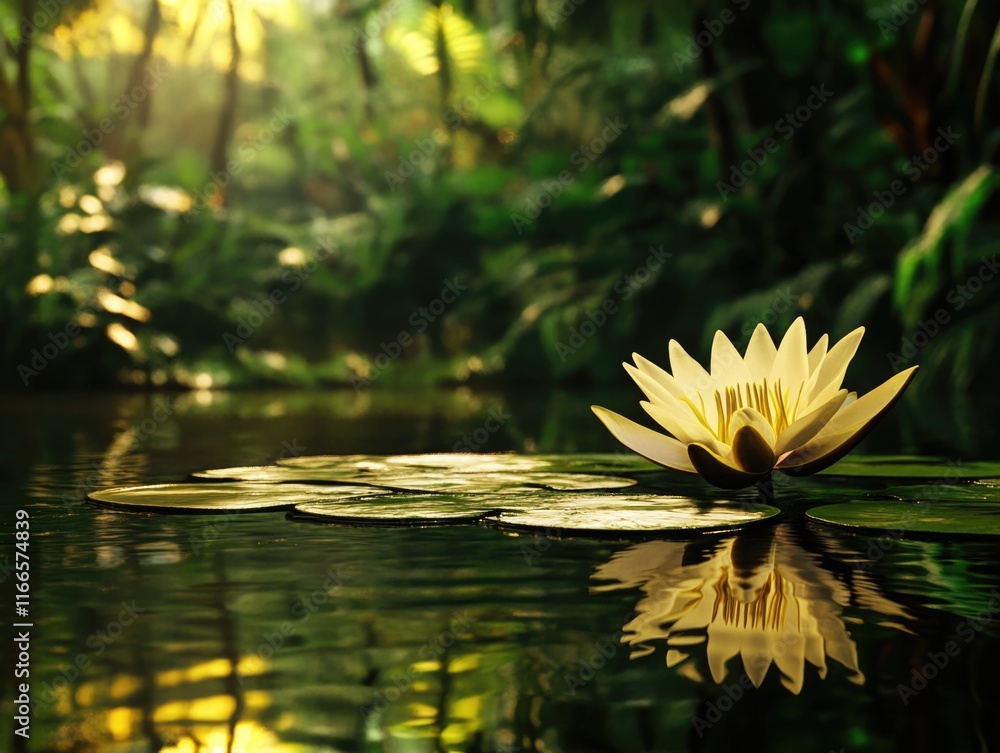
[{"left": 682, "top": 378, "right": 804, "bottom": 444}]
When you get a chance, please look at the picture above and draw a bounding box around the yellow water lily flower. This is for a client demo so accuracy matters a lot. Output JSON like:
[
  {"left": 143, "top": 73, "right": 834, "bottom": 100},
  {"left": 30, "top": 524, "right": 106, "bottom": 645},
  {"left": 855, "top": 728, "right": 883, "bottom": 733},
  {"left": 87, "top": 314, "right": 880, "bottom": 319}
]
[{"left": 592, "top": 317, "right": 918, "bottom": 489}]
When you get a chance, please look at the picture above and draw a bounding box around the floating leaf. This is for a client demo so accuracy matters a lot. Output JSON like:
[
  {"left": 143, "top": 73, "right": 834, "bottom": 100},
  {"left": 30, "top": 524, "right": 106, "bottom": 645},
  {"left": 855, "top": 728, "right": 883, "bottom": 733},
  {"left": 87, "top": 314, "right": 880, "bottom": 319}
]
[
  {"left": 520, "top": 454, "right": 661, "bottom": 474},
  {"left": 882, "top": 483, "right": 1000, "bottom": 503},
  {"left": 194, "top": 464, "right": 637, "bottom": 493},
  {"left": 820, "top": 455, "right": 1000, "bottom": 480},
  {"left": 278, "top": 452, "right": 655, "bottom": 475},
  {"left": 294, "top": 494, "right": 506, "bottom": 525},
  {"left": 807, "top": 500, "right": 1000, "bottom": 537},
  {"left": 293, "top": 492, "right": 779, "bottom": 533},
  {"left": 191, "top": 465, "right": 368, "bottom": 483},
  {"left": 87, "top": 483, "right": 380, "bottom": 513},
  {"left": 486, "top": 496, "right": 780, "bottom": 535},
  {"left": 276, "top": 455, "right": 391, "bottom": 472}
]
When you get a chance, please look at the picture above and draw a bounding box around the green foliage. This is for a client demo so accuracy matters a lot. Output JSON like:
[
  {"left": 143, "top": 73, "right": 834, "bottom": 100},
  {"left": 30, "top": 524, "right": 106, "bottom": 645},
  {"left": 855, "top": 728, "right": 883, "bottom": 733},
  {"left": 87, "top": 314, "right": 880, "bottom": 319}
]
[{"left": 1, "top": 0, "right": 999, "bottom": 449}]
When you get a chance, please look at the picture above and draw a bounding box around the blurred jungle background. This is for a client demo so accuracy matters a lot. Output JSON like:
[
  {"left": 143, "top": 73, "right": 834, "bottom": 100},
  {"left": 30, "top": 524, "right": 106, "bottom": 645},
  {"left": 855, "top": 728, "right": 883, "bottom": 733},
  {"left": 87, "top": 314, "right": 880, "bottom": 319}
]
[{"left": 2, "top": 0, "right": 999, "bottom": 451}]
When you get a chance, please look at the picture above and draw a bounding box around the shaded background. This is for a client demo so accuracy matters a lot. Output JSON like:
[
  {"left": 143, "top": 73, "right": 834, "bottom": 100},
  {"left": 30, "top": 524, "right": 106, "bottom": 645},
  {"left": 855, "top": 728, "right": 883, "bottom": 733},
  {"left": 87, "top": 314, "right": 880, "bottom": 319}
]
[{"left": 2, "top": 0, "right": 1000, "bottom": 453}]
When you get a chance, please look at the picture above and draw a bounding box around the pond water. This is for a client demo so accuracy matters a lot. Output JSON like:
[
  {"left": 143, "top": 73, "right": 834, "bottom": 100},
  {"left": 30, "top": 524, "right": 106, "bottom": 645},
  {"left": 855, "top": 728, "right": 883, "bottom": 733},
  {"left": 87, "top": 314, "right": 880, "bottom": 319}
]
[{"left": 4, "top": 389, "right": 1000, "bottom": 752}]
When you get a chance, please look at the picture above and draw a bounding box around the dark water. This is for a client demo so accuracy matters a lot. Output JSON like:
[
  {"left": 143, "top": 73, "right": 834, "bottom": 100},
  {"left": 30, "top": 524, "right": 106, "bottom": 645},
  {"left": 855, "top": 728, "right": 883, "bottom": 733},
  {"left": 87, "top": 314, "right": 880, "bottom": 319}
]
[{"left": 3, "top": 389, "right": 1000, "bottom": 753}]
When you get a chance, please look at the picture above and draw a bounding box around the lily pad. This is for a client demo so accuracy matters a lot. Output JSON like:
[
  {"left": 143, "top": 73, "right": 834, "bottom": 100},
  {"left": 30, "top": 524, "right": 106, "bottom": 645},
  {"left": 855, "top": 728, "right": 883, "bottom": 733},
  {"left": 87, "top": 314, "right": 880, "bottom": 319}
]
[
  {"left": 486, "top": 496, "right": 780, "bottom": 535},
  {"left": 292, "top": 492, "right": 779, "bottom": 533},
  {"left": 820, "top": 455, "right": 1000, "bottom": 480},
  {"left": 192, "top": 466, "right": 637, "bottom": 493},
  {"left": 382, "top": 453, "right": 547, "bottom": 472},
  {"left": 278, "top": 452, "right": 657, "bottom": 475},
  {"left": 807, "top": 500, "right": 1000, "bottom": 537},
  {"left": 191, "top": 465, "right": 366, "bottom": 483},
  {"left": 521, "top": 453, "right": 661, "bottom": 474},
  {"left": 276, "top": 454, "right": 391, "bottom": 472},
  {"left": 881, "top": 483, "right": 1000, "bottom": 503},
  {"left": 293, "top": 494, "right": 506, "bottom": 525},
  {"left": 87, "top": 482, "right": 380, "bottom": 513}
]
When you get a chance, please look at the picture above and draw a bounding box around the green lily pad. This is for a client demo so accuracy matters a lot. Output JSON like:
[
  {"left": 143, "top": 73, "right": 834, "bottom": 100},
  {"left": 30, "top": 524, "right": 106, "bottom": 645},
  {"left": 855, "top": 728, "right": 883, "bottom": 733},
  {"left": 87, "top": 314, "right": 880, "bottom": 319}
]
[
  {"left": 191, "top": 465, "right": 366, "bottom": 483},
  {"left": 820, "top": 455, "right": 1000, "bottom": 480},
  {"left": 882, "top": 483, "right": 1000, "bottom": 503},
  {"left": 86, "top": 482, "right": 380, "bottom": 513},
  {"left": 520, "top": 453, "right": 661, "bottom": 474},
  {"left": 293, "top": 494, "right": 506, "bottom": 525},
  {"left": 293, "top": 492, "right": 779, "bottom": 533},
  {"left": 276, "top": 454, "right": 391, "bottom": 472},
  {"left": 486, "top": 496, "right": 780, "bottom": 535},
  {"left": 382, "top": 453, "right": 547, "bottom": 472},
  {"left": 193, "top": 465, "right": 637, "bottom": 493},
  {"left": 807, "top": 500, "right": 1000, "bottom": 537},
  {"left": 278, "top": 452, "right": 657, "bottom": 475}
]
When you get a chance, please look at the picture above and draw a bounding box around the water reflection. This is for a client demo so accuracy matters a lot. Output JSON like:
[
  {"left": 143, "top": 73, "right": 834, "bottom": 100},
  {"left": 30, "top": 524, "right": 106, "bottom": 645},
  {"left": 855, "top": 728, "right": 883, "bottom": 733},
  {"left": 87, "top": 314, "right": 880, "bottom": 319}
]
[{"left": 592, "top": 524, "right": 912, "bottom": 693}]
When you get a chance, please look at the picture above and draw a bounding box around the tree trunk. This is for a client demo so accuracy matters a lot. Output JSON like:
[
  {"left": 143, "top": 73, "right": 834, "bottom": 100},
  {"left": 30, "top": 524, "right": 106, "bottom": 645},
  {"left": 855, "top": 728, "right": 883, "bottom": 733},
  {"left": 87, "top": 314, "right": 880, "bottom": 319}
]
[{"left": 209, "top": 0, "right": 241, "bottom": 207}]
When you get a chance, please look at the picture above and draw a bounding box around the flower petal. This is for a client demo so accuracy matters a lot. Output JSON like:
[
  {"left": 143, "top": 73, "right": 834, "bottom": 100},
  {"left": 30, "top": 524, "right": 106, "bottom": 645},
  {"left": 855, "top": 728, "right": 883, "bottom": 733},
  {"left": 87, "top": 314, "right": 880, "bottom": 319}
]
[
  {"left": 669, "top": 339, "right": 714, "bottom": 393},
  {"left": 807, "top": 334, "right": 829, "bottom": 376},
  {"left": 778, "top": 366, "right": 918, "bottom": 476},
  {"left": 669, "top": 339, "right": 718, "bottom": 426},
  {"left": 642, "top": 400, "right": 725, "bottom": 452},
  {"left": 591, "top": 406, "right": 696, "bottom": 472},
  {"left": 711, "top": 330, "right": 753, "bottom": 386},
  {"left": 687, "top": 443, "right": 768, "bottom": 489},
  {"left": 773, "top": 389, "right": 848, "bottom": 457},
  {"left": 632, "top": 353, "right": 688, "bottom": 400},
  {"left": 743, "top": 323, "right": 778, "bottom": 382},
  {"left": 804, "top": 326, "right": 864, "bottom": 407},
  {"left": 731, "top": 425, "right": 776, "bottom": 475},
  {"left": 624, "top": 362, "right": 676, "bottom": 407},
  {"left": 769, "top": 316, "right": 809, "bottom": 396},
  {"left": 728, "top": 406, "right": 776, "bottom": 449}
]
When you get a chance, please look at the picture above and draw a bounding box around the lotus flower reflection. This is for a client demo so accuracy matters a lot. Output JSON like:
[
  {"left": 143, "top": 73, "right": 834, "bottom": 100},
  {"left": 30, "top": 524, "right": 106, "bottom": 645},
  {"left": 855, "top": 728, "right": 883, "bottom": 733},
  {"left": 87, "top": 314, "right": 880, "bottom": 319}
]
[
  {"left": 593, "top": 318, "right": 918, "bottom": 489},
  {"left": 591, "top": 525, "right": 913, "bottom": 694}
]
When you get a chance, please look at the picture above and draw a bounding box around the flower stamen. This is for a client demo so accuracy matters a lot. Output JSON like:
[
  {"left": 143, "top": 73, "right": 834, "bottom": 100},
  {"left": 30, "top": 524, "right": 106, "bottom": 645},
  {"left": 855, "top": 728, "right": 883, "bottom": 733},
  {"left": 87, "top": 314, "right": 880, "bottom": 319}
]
[{"left": 694, "top": 378, "right": 803, "bottom": 444}]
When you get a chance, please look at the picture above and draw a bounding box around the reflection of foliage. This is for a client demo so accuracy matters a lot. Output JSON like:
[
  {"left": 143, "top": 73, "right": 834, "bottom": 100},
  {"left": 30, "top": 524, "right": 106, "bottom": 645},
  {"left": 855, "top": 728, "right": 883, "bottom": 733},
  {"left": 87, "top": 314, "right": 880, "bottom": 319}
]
[
  {"left": 592, "top": 525, "right": 912, "bottom": 693},
  {"left": 2, "top": 0, "right": 1000, "bottom": 447}
]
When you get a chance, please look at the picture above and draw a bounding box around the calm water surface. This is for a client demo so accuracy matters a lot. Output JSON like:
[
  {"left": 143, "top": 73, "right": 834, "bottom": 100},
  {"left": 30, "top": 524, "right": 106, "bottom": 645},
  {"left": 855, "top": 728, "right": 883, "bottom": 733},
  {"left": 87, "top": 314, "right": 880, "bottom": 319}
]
[{"left": 2, "top": 389, "right": 1000, "bottom": 752}]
